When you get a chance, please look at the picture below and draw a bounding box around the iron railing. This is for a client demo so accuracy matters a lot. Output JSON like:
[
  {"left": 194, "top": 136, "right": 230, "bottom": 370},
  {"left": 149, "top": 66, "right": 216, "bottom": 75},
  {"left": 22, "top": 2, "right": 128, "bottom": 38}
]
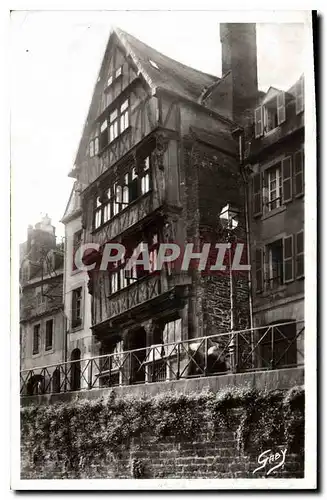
[{"left": 20, "top": 320, "right": 304, "bottom": 396}]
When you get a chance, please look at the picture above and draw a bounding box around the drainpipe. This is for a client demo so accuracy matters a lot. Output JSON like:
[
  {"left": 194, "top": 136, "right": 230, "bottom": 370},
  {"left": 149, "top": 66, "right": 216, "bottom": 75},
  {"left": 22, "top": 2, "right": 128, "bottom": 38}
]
[{"left": 62, "top": 231, "right": 68, "bottom": 364}]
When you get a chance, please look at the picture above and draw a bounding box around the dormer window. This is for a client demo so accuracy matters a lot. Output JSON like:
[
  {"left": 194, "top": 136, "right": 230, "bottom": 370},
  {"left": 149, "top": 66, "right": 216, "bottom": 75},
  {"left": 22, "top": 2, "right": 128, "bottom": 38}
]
[
  {"left": 264, "top": 98, "right": 278, "bottom": 133},
  {"left": 254, "top": 91, "right": 286, "bottom": 138}
]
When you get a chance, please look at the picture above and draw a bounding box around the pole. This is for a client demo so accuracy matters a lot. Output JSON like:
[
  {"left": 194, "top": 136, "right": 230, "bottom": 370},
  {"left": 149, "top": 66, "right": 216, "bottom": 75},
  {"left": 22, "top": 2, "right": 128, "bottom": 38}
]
[{"left": 228, "top": 232, "right": 236, "bottom": 372}]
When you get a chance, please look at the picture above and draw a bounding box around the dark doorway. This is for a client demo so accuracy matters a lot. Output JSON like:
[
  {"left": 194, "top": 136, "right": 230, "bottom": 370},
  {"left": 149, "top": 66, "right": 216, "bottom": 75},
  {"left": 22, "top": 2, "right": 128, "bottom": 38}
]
[
  {"left": 260, "top": 320, "right": 298, "bottom": 369},
  {"left": 52, "top": 367, "right": 61, "bottom": 393},
  {"left": 128, "top": 328, "right": 146, "bottom": 384},
  {"left": 71, "top": 348, "right": 81, "bottom": 391},
  {"left": 26, "top": 374, "right": 45, "bottom": 395}
]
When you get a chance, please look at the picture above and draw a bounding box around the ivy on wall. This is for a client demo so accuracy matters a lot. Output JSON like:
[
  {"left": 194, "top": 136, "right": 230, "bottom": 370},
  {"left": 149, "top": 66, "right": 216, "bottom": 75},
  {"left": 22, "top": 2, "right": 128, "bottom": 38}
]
[{"left": 21, "top": 386, "right": 304, "bottom": 479}]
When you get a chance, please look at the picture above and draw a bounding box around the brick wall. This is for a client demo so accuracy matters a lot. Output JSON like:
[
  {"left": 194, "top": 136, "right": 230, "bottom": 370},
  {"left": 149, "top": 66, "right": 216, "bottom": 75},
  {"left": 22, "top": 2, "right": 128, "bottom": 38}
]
[
  {"left": 21, "top": 416, "right": 304, "bottom": 480},
  {"left": 21, "top": 431, "right": 303, "bottom": 480},
  {"left": 21, "top": 385, "right": 304, "bottom": 480}
]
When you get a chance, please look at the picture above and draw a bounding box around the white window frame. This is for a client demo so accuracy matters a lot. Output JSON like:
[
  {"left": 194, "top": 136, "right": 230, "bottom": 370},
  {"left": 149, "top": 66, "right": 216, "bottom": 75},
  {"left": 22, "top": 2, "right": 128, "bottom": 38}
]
[{"left": 267, "top": 165, "right": 282, "bottom": 211}]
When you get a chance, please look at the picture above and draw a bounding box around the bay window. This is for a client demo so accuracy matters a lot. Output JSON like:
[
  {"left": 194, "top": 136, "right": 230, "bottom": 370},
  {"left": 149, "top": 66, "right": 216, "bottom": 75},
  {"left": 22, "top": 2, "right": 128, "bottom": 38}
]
[{"left": 93, "top": 154, "right": 152, "bottom": 230}]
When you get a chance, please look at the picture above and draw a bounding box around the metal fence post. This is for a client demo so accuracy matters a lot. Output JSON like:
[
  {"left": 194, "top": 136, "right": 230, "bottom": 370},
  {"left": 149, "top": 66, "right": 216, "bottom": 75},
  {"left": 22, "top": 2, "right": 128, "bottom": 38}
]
[
  {"left": 270, "top": 326, "right": 275, "bottom": 370},
  {"left": 88, "top": 359, "right": 93, "bottom": 390},
  {"left": 204, "top": 337, "right": 208, "bottom": 376},
  {"left": 176, "top": 342, "right": 180, "bottom": 380}
]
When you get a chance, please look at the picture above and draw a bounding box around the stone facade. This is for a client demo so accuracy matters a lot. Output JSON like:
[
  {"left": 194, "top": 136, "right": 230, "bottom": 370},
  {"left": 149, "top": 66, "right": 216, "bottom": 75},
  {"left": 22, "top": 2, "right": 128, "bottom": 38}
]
[{"left": 20, "top": 217, "right": 65, "bottom": 392}]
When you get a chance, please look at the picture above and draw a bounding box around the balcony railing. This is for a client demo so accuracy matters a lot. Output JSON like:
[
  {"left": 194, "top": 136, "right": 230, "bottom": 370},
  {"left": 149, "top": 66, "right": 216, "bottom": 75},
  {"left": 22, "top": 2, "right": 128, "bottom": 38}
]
[{"left": 20, "top": 320, "right": 304, "bottom": 396}]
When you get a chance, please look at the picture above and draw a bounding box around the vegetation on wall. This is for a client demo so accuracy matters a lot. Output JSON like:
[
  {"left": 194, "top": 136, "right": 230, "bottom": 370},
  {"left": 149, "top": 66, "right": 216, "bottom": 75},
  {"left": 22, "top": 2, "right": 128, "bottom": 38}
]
[{"left": 21, "top": 386, "right": 304, "bottom": 479}]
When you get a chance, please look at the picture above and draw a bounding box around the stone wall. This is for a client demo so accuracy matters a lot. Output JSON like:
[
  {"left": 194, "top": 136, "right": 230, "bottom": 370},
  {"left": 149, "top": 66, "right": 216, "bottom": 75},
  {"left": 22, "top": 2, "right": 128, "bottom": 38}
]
[{"left": 21, "top": 384, "right": 304, "bottom": 480}]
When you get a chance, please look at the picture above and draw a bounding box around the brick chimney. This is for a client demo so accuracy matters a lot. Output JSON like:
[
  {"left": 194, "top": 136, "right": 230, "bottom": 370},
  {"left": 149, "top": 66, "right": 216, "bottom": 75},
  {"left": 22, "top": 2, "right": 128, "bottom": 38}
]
[{"left": 220, "top": 23, "right": 258, "bottom": 120}]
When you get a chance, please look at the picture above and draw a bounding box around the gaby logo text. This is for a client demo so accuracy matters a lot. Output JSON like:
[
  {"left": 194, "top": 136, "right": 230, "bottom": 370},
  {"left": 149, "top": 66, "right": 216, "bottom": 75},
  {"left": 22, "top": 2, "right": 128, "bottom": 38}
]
[{"left": 253, "top": 448, "right": 287, "bottom": 476}]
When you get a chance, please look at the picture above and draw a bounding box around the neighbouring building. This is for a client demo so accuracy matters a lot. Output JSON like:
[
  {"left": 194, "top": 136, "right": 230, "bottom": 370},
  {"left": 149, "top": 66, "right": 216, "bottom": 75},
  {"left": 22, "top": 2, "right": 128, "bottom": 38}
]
[
  {"left": 242, "top": 74, "right": 305, "bottom": 369},
  {"left": 67, "top": 24, "right": 264, "bottom": 386},
  {"left": 61, "top": 182, "right": 94, "bottom": 390},
  {"left": 20, "top": 216, "right": 65, "bottom": 394}
]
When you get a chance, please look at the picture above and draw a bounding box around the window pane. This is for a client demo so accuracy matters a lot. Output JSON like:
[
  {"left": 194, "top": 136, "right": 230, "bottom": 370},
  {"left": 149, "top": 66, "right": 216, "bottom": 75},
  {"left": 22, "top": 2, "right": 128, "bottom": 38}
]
[
  {"left": 100, "top": 120, "right": 107, "bottom": 133},
  {"left": 103, "top": 203, "right": 111, "bottom": 223},
  {"left": 95, "top": 209, "right": 102, "bottom": 228},
  {"left": 123, "top": 186, "right": 129, "bottom": 204},
  {"left": 33, "top": 325, "right": 40, "bottom": 354},
  {"left": 141, "top": 173, "right": 150, "bottom": 194},
  {"left": 116, "top": 185, "right": 122, "bottom": 202},
  {"left": 121, "top": 100, "right": 128, "bottom": 112},
  {"left": 94, "top": 138, "right": 99, "bottom": 155},
  {"left": 45, "top": 320, "right": 53, "bottom": 350},
  {"left": 144, "top": 157, "right": 150, "bottom": 171},
  {"left": 110, "top": 110, "right": 118, "bottom": 122}
]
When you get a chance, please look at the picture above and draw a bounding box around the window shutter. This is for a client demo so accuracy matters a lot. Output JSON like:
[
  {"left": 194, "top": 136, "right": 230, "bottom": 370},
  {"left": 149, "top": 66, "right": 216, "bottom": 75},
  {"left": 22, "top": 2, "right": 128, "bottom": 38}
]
[
  {"left": 295, "top": 231, "right": 304, "bottom": 278},
  {"left": 252, "top": 173, "right": 262, "bottom": 217},
  {"left": 294, "top": 150, "right": 304, "bottom": 196},
  {"left": 277, "top": 91, "right": 286, "bottom": 125},
  {"left": 295, "top": 77, "right": 304, "bottom": 114},
  {"left": 283, "top": 235, "right": 294, "bottom": 283},
  {"left": 254, "top": 106, "right": 264, "bottom": 138},
  {"left": 282, "top": 156, "right": 292, "bottom": 203},
  {"left": 255, "top": 248, "right": 264, "bottom": 293}
]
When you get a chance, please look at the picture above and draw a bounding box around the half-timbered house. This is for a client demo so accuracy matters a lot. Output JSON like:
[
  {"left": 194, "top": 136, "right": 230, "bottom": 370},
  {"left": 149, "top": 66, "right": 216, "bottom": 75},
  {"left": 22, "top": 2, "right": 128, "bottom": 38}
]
[{"left": 69, "top": 25, "right": 260, "bottom": 385}]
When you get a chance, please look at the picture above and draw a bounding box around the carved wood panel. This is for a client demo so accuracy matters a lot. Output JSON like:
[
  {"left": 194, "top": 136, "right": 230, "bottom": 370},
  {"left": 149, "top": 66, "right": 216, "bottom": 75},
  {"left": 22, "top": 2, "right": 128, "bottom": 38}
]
[
  {"left": 91, "top": 191, "right": 158, "bottom": 246},
  {"left": 101, "top": 275, "right": 161, "bottom": 321}
]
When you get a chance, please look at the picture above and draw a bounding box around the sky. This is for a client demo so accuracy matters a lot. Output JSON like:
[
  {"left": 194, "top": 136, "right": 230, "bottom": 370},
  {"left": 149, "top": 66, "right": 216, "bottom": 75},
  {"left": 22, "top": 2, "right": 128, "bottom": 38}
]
[{"left": 10, "top": 11, "right": 308, "bottom": 243}]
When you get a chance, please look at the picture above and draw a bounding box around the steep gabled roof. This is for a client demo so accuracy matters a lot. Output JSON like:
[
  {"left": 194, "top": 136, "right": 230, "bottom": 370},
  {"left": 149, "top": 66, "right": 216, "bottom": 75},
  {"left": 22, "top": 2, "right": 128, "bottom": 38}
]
[
  {"left": 72, "top": 28, "right": 220, "bottom": 172},
  {"left": 115, "top": 28, "right": 219, "bottom": 103}
]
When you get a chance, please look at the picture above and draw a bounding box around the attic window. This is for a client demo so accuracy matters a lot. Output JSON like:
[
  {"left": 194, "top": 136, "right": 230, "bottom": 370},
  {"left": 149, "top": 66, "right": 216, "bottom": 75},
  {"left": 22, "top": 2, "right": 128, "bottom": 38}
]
[
  {"left": 149, "top": 60, "right": 159, "bottom": 70},
  {"left": 254, "top": 91, "right": 286, "bottom": 138}
]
